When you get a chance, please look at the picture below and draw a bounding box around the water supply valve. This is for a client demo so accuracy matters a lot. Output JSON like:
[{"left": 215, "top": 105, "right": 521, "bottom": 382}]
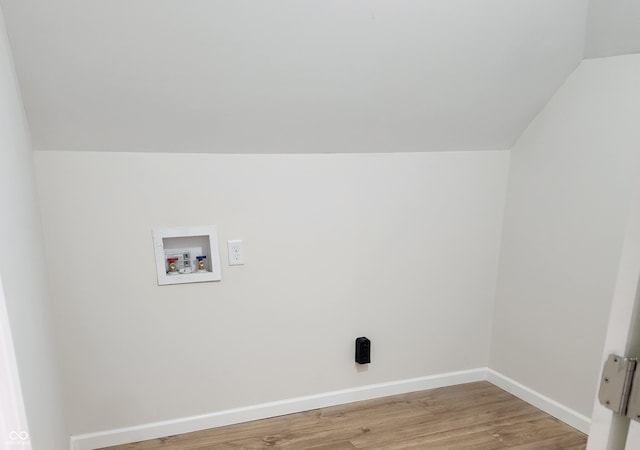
[
  {"left": 196, "top": 255, "right": 207, "bottom": 272},
  {"left": 167, "top": 257, "right": 179, "bottom": 275}
]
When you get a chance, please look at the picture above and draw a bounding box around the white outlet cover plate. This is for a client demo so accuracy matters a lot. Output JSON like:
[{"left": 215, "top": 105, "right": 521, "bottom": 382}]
[
  {"left": 228, "top": 240, "right": 245, "bottom": 265},
  {"left": 152, "top": 226, "right": 222, "bottom": 285}
]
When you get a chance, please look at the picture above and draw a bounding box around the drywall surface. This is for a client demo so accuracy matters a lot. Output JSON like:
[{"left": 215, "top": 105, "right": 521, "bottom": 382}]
[
  {"left": 490, "top": 54, "right": 640, "bottom": 417},
  {"left": 0, "top": 7, "right": 67, "bottom": 450},
  {"left": 33, "top": 150, "right": 508, "bottom": 435},
  {"left": 585, "top": 0, "right": 640, "bottom": 58},
  {"left": 2, "top": 0, "right": 586, "bottom": 153}
]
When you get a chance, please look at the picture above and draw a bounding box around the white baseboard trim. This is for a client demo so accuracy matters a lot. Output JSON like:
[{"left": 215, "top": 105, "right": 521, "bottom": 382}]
[
  {"left": 486, "top": 369, "right": 591, "bottom": 434},
  {"left": 70, "top": 368, "right": 592, "bottom": 449},
  {"left": 70, "top": 368, "right": 486, "bottom": 450}
]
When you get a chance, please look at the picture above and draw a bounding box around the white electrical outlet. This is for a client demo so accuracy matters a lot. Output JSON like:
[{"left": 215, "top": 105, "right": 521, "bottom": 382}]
[{"left": 228, "top": 240, "right": 245, "bottom": 265}]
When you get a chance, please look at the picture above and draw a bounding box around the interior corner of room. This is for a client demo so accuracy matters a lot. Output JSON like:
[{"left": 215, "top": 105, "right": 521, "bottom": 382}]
[{"left": 1, "top": 0, "right": 640, "bottom": 449}]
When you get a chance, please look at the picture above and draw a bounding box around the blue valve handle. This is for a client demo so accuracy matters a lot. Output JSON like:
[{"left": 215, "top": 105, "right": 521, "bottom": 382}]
[{"left": 196, "top": 256, "right": 207, "bottom": 261}]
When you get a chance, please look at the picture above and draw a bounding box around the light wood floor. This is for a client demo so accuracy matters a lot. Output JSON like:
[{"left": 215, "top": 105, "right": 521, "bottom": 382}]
[{"left": 102, "top": 382, "right": 587, "bottom": 449}]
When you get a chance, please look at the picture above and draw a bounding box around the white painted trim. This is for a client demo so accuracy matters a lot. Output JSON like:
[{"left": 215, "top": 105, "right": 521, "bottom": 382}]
[
  {"left": 586, "top": 178, "right": 640, "bottom": 450},
  {"left": 70, "top": 368, "right": 592, "bottom": 450},
  {"left": 486, "top": 369, "right": 591, "bottom": 434},
  {"left": 70, "top": 368, "right": 486, "bottom": 450},
  {"left": 627, "top": 421, "right": 640, "bottom": 449}
]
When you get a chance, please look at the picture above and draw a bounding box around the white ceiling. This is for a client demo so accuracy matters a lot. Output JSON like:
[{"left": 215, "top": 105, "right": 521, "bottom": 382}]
[
  {"left": 0, "top": 0, "right": 593, "bottom": 153},
  {"left": 585, "top": 0, "right": 640, "bottom": 58}
]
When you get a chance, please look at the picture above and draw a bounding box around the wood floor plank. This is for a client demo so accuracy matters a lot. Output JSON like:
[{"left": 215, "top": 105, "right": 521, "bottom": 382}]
[{"left": 101, "top": 382, "right": 587, "bottom": 449}]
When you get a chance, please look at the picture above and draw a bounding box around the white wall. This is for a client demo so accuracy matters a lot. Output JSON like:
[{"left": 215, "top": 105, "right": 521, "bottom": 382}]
[
  {"left": 33, "top": 150, "right": 509, "bottom": 435},
  {"left": 0, "top": 7, "right": 67, "bottom": 450},
  {"left": 490, "top": 54, "right": 640, "bottom": 417}
]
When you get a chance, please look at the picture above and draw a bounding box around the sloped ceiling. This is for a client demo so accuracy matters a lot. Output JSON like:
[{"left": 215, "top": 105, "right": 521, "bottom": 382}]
[
  {"left": 1, "top": 0, "right": 589, "bottom": 154},
  {"left": 585, "top": 0, "right": 640, "bottom": 58}
]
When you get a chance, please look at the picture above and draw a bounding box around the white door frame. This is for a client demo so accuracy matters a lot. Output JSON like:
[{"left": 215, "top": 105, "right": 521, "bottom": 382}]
[
  {"left": 587, "top": 179, "right": 640, "bottom": 449},
  {"left": 0, "top": 275, "right": 31, "bottom": 448}
]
